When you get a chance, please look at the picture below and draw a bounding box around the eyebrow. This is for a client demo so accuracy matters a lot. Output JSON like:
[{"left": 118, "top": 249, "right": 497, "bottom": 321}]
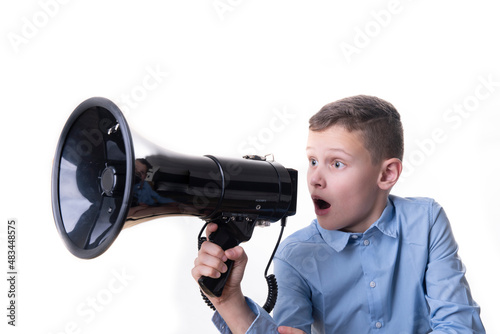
[{"left": 305, "top": 147, "right": 353, "bottom": 157}]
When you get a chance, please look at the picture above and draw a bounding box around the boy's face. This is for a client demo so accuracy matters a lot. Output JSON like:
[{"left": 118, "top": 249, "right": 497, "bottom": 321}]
[
  {"left": 135, "top": 160, "right": 148, "bottom": 182},
  {"left": 306, "top": 125, "right": 386, "bottom": 233}
]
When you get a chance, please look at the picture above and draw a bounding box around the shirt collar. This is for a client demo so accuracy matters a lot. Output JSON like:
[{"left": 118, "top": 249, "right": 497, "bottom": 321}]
[
  {"left": 315, "top": 196, "right": 398, "bottom": 252},
  {"left": 370, "top": 195, "right": 398, "bottom": 239}
]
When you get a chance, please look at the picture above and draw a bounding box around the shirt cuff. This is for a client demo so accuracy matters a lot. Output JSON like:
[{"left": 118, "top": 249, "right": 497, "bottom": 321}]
[{"left": 212, "top": 297, "right": 279, "bottom": 334}]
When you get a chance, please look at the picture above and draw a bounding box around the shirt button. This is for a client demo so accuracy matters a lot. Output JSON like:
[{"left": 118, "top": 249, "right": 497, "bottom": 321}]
[
  {"left": 376, "top": 322, "right": 382, "bottom": 328},
  {"left": 370, "top": 281, "right": 376, "bottom": 288},
  {"left": 363, "top": 239, "right": 370, "bottom": 246},
  {"left": 351, "top": 235, "right": 358, "bottom": 239}
]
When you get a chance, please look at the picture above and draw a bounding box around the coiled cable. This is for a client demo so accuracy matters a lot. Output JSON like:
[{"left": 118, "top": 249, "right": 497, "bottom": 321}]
[{"left": 262, "top": 217, "right": 286, "bottom": 313}]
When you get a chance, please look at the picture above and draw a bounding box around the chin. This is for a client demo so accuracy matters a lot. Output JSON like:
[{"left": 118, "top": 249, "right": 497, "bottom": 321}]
[
  {"left": 316, "top": 216, "right": 339, "bottom": 231},
  {"left": 317, "top": 213, "right": 356, "bottom": 232}
]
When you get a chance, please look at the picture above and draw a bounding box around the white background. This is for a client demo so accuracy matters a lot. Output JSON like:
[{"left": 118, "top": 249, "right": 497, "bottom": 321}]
[{"left": 1, "top": 0, "right": 499, "bottom": 333}]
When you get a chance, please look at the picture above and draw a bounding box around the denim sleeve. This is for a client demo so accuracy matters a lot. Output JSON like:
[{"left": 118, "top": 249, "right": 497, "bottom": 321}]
[
  {"left": 212, "top": 297, "right": 279, "bottom": 334},
  {"left": 425, "top": 201, "right": 486, "bottom": 333}
]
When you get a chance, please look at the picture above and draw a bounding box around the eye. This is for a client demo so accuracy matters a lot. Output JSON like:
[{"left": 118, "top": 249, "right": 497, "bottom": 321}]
[
  {"left": 310, "top": 158, "right": 318, "bottom": 167},
  {"left": 333, "top": 161, "right": 346, "bottom": 169}
]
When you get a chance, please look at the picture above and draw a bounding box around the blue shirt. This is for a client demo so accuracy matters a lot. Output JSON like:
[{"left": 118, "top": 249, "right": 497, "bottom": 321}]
[
  {"left": 132, "top": 181, "right": 173, "bottom": 206},
  {"left": 213, "top": 195, "right": 485, "bottom": 333}
]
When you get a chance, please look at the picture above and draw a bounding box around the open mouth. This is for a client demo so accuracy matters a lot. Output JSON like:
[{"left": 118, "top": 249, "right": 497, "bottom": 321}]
[{"left": 313, "top": 197, "right": 331, "bottom": 210}]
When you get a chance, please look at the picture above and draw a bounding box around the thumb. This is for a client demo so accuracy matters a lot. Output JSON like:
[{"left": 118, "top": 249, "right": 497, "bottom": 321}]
[{"left": 225, "top": 246, "right": 246, "bottom": 262}]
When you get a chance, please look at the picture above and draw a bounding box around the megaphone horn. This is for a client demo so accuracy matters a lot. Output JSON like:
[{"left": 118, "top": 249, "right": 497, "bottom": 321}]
[{"left": 52, "top": 97, "right": 297, "bottom": 299}]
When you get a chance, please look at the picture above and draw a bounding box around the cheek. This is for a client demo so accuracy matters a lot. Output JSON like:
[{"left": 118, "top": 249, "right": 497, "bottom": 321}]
[
  {"left": 323, "top": 176, "right": 354, "bottom": 208},
  {"left": 332, "top": 182, "right": 358, "bottom": 207},
  {"left": 334, "top": 169, "right": 377, "bottom": 200},
  {"left": 350, "top": 171, "right": 380, "bottom": 202}
]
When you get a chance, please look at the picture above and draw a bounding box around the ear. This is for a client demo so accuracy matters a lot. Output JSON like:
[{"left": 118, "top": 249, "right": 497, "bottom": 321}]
[{"left": 378, "top": 158, "right": 402, "bottom": 190}]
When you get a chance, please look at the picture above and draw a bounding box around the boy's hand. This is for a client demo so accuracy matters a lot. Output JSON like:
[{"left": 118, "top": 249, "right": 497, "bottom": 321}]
[
  {"left": 192, "top": 223, "right": 248, "bottom": 307},
  {"left": 278, "top": 326, "right": 307, "bottom": 334},
  {"left": 192, "top": 223, "right": 257, "bottom": 334}
]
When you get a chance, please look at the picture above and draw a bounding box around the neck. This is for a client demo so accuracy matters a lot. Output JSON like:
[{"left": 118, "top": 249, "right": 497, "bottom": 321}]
[{"left": 341, "top": 193, "right": 389, "bottom": 234}]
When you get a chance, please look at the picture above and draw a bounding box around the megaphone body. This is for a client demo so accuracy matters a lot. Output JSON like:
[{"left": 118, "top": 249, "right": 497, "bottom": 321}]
[{"left": 52, "top": 97, "right": 297, "bottom": 298}]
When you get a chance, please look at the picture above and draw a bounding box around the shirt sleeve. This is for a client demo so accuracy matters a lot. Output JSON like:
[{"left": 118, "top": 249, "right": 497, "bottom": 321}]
[
  {"left": 425, "top": 201, "right": 486, "bottom": 333},
  {"left": 212, "top": 297, "right": 279, "bottom": 334},
  {"left": 272, "top": 257, "right": 313, "bottom": 333}
]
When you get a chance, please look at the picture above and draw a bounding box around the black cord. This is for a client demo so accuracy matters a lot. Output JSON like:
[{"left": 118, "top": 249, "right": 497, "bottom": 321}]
[
  {"left": 262, "top": 217, "right": 287, "bottom": 313},
  {"left": 264, "top": 217, "right": 287, "bottom": 277},
  {"left": 197, "top": 217, "right": 287, "bottom": 313},
  {"left": 197, "top": 222, "right": 209, "bottom": 249},
  {"left": 200, "top": 289, "right": 216, "bottom": 311}
]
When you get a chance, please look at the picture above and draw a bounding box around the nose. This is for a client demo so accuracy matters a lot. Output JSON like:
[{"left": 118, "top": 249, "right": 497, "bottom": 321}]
[{"left": 308, "top": 166, "right": 325, "bottom": 189}]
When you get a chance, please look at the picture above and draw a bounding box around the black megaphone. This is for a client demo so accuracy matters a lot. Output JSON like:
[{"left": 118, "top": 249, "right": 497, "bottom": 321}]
[{"left": 51, "top": 97, "right": 297, "bottom": 301}]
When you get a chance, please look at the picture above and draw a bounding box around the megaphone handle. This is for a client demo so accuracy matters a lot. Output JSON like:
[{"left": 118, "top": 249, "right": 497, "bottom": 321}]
[
  {"left": 198, "top": 259, "right": 235, "bottom": 298},
  {"left": 198, "top": 222, "right": 241, "bottom": 298}
]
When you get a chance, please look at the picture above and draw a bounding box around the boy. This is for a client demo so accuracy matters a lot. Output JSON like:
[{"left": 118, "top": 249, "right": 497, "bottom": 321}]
[{"left": 192, "top": 95, "right": 485, "bottom": 333}]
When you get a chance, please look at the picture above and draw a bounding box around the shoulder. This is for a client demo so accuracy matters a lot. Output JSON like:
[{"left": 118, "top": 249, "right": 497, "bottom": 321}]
[
  {"left": 390, "top": 194, "right": 437, "bottom": 208},
  {"left": 390, "top": 195, "right": 444, "bottom": 221},
  {"left": 389, "top": 195, "right": 449, "bottom": 243}
]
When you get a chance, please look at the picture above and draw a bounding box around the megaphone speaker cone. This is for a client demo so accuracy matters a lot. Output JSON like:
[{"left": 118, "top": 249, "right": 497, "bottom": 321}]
[{"left": 52, "top": 97, "right": 135, "bottom": 259}]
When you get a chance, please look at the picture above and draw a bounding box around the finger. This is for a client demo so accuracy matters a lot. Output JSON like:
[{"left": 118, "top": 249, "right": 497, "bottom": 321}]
[
  {"left": 277, "top": 326, "right": 289, "bottom": 334},
  {"left": 191, "top": 263, "right": 223, "bottom": 280},
  {"left": 277, "top": 326, "right": 306, "bottom": 334},
  {"left": 200, "top": 239, "right": 228, "bottom": 262},
  {"left": 205, "top": 222, "right": 218, "bottom": 238},
  {"left": 195, "top": 251, "right": 228, "bottom": 274}
]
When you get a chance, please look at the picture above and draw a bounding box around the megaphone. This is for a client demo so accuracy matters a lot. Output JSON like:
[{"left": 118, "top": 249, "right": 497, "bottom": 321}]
[{"left": 52, "top": 97, "right": 297, "bottom": 301}]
